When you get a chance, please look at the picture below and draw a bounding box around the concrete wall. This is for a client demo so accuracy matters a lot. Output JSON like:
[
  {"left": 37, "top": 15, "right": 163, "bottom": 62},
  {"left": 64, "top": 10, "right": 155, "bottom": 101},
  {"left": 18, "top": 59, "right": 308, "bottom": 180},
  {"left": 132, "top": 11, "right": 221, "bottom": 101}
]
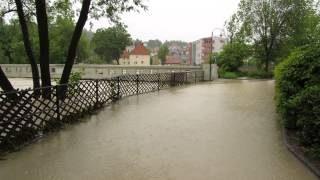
[
  {"left": 202, "top": 64, "right": 219, "bottom": 81},
  {"left": 1, "top": 64, "right": 202, "bottom": 79}
]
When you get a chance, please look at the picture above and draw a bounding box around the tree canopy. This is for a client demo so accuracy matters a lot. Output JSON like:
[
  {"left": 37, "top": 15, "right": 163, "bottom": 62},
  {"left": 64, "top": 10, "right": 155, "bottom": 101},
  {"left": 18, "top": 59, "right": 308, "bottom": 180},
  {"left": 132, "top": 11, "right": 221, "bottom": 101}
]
[
  {"left": 0, "top": 0, "right": 146, "bottom": 91},
  {"left": 158, "top": 45, "right": 169, "bottom": 65},
  {"left": 92, "top": 24, "right": 132, "bottom": 64},
  {"left": 223, "top": 0, "right": 319, "bottom": 72}
]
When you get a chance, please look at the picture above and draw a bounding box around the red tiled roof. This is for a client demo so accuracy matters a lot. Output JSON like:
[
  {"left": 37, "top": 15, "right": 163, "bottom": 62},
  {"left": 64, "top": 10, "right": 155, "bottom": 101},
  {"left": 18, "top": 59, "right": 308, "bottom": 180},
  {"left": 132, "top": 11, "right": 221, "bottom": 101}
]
[
  {"left": 165, "top": 56, "right": 181, "bottom": 64},
  {"left": 130, "top": 43, "right": 149, "bottom": 55}
]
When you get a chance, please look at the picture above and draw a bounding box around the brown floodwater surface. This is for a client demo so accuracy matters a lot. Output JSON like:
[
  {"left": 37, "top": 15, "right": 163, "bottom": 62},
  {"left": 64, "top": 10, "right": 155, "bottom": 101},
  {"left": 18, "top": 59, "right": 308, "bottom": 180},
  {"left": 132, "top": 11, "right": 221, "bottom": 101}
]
[{"left": 0, "top": 80, "right": 317, "bottom": 180}]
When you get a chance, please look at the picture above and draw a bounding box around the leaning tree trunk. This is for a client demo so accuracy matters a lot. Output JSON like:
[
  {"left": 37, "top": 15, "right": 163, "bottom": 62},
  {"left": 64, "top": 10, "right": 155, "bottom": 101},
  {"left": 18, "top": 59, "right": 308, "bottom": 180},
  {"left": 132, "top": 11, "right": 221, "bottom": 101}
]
[
  {"left": 35, "top": 0, "right": 51, "bottom": 88},
  {"left": 60, "top": 0, "right": 91, "bottom": 85},
  {"left": 0, "top": 67, "right": 14, "bottom": 92},
  {"left": 15, "top": 0, "right": 40, "bottom": 90}
]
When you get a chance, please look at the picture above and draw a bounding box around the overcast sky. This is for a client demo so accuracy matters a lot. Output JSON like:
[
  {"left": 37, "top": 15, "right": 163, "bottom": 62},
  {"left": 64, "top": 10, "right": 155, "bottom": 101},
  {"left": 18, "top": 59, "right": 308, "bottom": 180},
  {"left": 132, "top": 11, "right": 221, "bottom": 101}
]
[{"left": 91, "top": 0, "right": 241, "bottom": 42}]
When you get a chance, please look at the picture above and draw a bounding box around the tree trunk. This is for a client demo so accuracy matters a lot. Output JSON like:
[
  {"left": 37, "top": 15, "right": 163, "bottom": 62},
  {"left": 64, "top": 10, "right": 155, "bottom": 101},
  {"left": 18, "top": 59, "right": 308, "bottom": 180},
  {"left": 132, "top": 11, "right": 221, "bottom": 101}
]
[
  {"left": 0, "top": 66, "right": 14, "bottom": 92},
  {"left": 15, "top": 0, "right": 40, "bottom": 89},
  {"left": 60, "top": 0, "right": 91, "bottom": 85},
  {"left": 35, "top": 0, "right": 51, "bottom": 87},
  {"left": 265, "top": 53, "right": 270, "bottom": 72}
]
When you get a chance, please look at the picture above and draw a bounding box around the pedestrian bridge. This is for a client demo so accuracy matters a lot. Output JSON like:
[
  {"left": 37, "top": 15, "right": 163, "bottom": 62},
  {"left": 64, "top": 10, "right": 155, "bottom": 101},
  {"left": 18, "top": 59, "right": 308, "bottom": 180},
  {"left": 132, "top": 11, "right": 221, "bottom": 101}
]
[{"left": 0, "top": 80, "right": 316, "bottom": 179}]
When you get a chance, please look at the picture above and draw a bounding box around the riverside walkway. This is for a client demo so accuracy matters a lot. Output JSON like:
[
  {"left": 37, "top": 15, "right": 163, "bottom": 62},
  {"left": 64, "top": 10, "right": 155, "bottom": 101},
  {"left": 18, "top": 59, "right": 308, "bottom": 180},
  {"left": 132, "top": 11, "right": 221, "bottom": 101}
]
[{"left": 0, "top": 80, "right": 317, "bottom": 180}]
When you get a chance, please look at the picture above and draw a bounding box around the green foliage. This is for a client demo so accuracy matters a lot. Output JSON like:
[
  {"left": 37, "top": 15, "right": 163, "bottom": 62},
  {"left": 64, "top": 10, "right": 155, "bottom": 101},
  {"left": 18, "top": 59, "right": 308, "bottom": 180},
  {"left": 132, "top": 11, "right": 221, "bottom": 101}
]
[
  {"left": 227, "top": 0, "right": 318, "bottom": 71},
  {"left": 49, "top": 17, "right": 74, "bottom": 64},
  {"left": 207, "top": 52, "right": 218, "bottom": 64},
  {"left": 275, "top": 45, "right": 320, "bottom": 129},
  {"left": 247, "top": 71, "right": 273, "bottom": 79},
  {"left": 0, "top": 17, "right": 89, "bottom": 64},
  {"left": 0, "top": 20, "right": 29, "bottom": 64},
  {"left": 55, "top": 71, "right": 82, "bottom": 85},
  {"left": 288, "top": 85, "right": 320, "bottom": 147},
  {"left": 218, "top": 42, "right": 250, "bottom": 71},
  {"left": 218, "top": 69, "right": 239, "bottom": 79},
  {"left": 91, "top": 24, "right": 132, "bottom": 64},
  {"left": 158, "top": 45, "right": 169, "bottom": 65},
  {"left": 275, "top": 44, "right": 320, "bottom": 157}
]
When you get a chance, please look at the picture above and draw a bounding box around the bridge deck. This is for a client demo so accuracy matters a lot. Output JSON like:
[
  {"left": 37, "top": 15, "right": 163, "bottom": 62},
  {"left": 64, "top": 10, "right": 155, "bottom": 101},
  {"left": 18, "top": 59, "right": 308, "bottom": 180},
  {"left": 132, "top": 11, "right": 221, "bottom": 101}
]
[{"left": 0, "top": 80, "right": 316, "bottom": 180}]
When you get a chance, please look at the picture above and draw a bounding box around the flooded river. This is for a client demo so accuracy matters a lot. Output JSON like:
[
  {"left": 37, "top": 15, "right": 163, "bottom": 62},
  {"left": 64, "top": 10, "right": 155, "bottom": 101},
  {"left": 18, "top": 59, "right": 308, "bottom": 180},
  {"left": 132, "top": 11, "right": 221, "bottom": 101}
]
[{"left": 0, "top": 80, "right": 317, "bottom": 179}]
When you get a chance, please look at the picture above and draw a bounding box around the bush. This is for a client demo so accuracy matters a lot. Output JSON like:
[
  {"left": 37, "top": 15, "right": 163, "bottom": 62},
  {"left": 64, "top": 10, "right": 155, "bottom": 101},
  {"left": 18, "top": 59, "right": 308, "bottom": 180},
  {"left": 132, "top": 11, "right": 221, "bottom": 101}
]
[
  {"left": 275, "top": 45, "right": 320, "bottom": 129},
  {"left": 218, "top": 69, "right": 239, "bottom": 79},
  {"left": 218, "top": 42, "right": 251, "bottom": 71},
  {"left": 55, "top": 72, "right": 82, "bottom": 85},
  {"left": 289, "top": 86, "right": 320, "bottom": 145},
  {"left": 247, "top": 71, "right": 273, "bottom": 79}
]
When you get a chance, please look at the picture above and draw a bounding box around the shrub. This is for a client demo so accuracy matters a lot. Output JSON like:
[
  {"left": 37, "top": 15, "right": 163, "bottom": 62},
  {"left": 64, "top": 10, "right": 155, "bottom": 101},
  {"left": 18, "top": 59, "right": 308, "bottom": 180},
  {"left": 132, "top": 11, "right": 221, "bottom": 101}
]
[
  {"left": 55, "top": 72, "right": 82, "bottom": 85},
  {"left": 218, "top": 69, "right": 239, "bottom": 79},
  {"left": 275, "top": 45, "right": 320, "bottom": 129},
  {"left": 288, "top": 86, "right": 320, "bottom": 146},
  {"left": 218, "top": 42, "right": 251, "bottom": 71},
  {"left": 247, "top": 71, "right": 273, "bottom": 79}
]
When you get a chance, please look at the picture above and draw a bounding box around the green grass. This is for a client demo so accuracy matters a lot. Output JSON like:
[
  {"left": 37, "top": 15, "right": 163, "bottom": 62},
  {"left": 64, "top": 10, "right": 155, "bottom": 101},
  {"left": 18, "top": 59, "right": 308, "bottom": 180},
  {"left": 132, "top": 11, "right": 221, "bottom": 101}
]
[
  {"left": 218, "top": 69, "right": 273, "bottom": 79},
  {"left": 219, "top": 71, "right": 239, "bottom": 79}
]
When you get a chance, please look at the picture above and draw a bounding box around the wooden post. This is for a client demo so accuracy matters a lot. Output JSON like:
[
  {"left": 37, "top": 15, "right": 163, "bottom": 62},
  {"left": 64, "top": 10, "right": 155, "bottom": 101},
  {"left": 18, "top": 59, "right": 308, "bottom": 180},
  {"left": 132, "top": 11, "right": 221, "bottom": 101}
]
[
  {"left": 157, "top": 73, "right": 160, "bottom": 91},
  {"left": 117, "top": 77, "right": 120, "bottom": 98},
  {"left": 95, "top": 79, "right": 99, "bottom": 106},
  {"left": 185, "top": 72, "right": 188, "bottom": 84},
  {"left": 173, "top": 72, "right": 176, "bottom": 86},
  {"left": 136, "top": 74, "right": 139, "bottom": 95},
  {"left": 55, "top": 86, "right": 61, "bottom": 121}
]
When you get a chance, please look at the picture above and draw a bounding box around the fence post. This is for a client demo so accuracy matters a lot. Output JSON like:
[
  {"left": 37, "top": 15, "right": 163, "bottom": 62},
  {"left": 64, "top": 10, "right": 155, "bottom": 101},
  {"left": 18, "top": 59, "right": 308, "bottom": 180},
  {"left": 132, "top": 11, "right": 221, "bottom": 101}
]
[
  {"left": 95, "top": 79, "right": 99, "bottom": 107},
  {"left": 195, "top": 72, "right": 197, "bottom": 83},
  {"left": 202, "top": 71, "right": 205, "bottom": 81},
  {"left": 55, "top": 86, "right": 61, "bottom": 121},
  {"left": 185, "top": 72, "right": 188, "bottom": 84},
  {"left": 173, "top": 72, "right": 176, "bottom": 86},
  {"left": 117, "top": 77, "right": 120, "bottom": 98},
  {"left": 157, "top": 73, "right": 160, "bottom": 91},
  {"left": 136, "top": 74, "right": 139, "bottom": 95}
]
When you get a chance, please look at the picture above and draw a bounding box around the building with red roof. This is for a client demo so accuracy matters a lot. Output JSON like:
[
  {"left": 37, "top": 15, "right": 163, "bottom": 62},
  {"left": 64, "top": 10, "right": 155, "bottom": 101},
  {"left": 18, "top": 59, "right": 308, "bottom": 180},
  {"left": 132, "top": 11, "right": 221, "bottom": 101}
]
[
  {"left": 119, "top": 43, "right": 151, "bottom": 66},
  {"left": 165, "top": 56, "right": 182, "bottom": 65}
]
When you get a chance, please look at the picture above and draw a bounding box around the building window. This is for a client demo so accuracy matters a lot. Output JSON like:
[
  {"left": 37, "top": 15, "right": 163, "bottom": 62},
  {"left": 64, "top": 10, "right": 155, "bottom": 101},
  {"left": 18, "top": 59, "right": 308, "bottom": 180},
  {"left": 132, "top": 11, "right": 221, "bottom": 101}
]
[
  {"left": 51, "top": 68, "right": 56, "bottom": 73},
  {"left": 141, "top": 61, "right": 144, "bottom": 64}
]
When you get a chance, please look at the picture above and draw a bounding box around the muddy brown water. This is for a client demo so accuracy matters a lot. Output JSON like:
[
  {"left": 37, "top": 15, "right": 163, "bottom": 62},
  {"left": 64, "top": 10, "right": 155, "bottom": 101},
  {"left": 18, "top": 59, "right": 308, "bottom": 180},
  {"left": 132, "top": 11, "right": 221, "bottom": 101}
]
[{"left": 0, "top": 80, "right": 317, "bottom": 180}]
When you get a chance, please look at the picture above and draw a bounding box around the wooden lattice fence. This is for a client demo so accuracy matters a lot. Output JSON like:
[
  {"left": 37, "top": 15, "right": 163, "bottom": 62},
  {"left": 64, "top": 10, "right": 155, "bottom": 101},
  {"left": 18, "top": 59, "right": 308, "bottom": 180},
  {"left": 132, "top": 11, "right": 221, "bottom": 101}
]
[{"left": 0, "top": 71, "right": 204, "bottom": 152}]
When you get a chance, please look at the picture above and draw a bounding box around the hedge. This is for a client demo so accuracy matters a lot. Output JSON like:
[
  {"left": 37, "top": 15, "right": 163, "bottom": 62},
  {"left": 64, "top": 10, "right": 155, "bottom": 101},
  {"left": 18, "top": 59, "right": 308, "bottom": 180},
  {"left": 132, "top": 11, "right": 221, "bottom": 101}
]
[
  {"left": 275, "top": 45, "right": 320, "bottom": 128},
  {"left": 275, "top": 44, "right": 320, "bottom": 157}
]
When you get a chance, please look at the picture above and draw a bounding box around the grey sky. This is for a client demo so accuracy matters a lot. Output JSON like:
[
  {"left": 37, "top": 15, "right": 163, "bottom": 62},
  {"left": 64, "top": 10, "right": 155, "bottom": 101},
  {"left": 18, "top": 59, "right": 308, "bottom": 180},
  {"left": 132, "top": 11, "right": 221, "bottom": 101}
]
[{"left": 91, "top": 0, "right": 240, "bottom": 42}]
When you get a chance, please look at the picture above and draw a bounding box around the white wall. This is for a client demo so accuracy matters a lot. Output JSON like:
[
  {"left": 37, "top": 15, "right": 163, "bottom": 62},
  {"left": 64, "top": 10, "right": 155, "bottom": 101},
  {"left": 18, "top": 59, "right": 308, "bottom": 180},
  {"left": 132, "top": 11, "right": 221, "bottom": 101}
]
[
  {"left": 212, "top": 36, "right": 227, "bottom": 53},
  {"left": 1, "top": 64, "right": 202, "bottom": 79}
]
